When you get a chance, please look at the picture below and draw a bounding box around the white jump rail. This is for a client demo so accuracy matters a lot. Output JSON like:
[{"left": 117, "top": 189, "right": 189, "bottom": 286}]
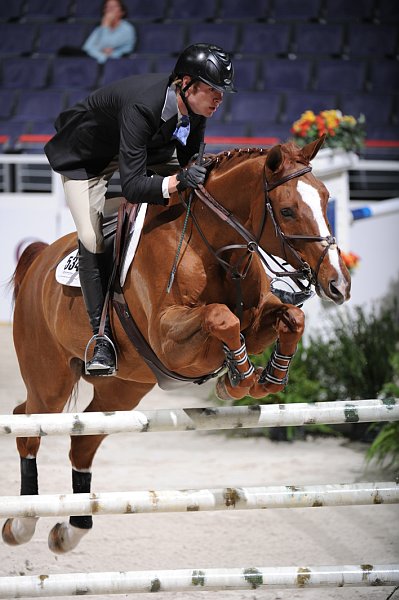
[
  {"left": 0, "top": 482, "right": 397, "bottom": 519},
  {"left": 0, "top": 564, "right": 398, "bottom": 597},
  {"left": 0, "top": 398, "right": 398, "bottom": 437}
]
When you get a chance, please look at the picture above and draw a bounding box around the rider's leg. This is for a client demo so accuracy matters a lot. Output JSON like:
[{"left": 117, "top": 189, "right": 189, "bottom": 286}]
[{"left": 62, "top": 168, "right": 117, "bottom": 375}]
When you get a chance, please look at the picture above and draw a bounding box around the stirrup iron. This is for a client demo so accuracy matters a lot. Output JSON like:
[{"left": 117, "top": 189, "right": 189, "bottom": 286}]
[{"left": 84, "top": 334, "right": 117, "bottom": 377}]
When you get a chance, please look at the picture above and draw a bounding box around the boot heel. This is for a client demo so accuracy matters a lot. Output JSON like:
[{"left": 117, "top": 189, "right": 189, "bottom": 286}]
[{"left": 84, "top": 335, "right": 117, "bottom": 376}]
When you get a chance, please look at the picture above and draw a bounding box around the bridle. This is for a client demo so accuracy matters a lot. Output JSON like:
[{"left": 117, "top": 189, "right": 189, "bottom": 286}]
[{"left": 190, "top": 157, "right": 338, "bottom": 300}]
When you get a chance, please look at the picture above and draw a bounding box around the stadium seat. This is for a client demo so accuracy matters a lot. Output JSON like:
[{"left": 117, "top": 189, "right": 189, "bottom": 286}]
[
  {"left": 261, "top": 58, "right": 312, "bottom": 91},
  {"left": 250, "top": 122, "right": 292, "bottom": 142},
  {"left": 238, "top": 23, "right": 292, "bottom": 56},
  {"left": 205, "top": 121, "right": 250, "bottom": 137},
  {"left": 2, "top": 57, "right": 49, "bottom": 89},
  {"left": 233, "top": 57, "right": 260, "bottom": 91},
  {"left": 0, "top": 91, "right": 17, "bottom": 118},
  {"left": 0, "top": 0, "right": 25, "bottom": 22},
  {"left": 73, "top": 0, "right": 103, "bottom": 20},
  {"left": 282, "top": 91, "right": 337, "bottom": 123},
  {"left": 340, "top": 93, "right": 393, "bottom": 125},
  {"left": 374, "top": 0, "right": 399, "bottom": 22},
  {"left": 136, "top": 23, "right": 186, "bottom": 53},
  {"left": 314, "top": 59, "right": 367, "bottom": 93},
  {"left": 36, "top": 23, "right": 88, "bottom": 54},
  {"left": 187, "top": 23, "right": 238, "bottom": 54},
  {"left": 323, "top": 0, "right": 374, "bottom": 22},
  {"left": 347, "top": 24, "right": 397, "bottom": 57},
  {"left": 166, "top": 0, "right": 218, "bottom": 21},
  {"left": 50, "top": 57, "right": 99, "bottom": 90},
  {"left": 366, "top": 123, "right": 399, "bottom": 140},
  {"left": 66, "top": 89, "right": 91, "bottom": 108},
  {"left": 101, "top": 57, "right": 154, "bottom": 86},
  {"left": 153, "top": 55, "right": 177, "bottom": 74},
  {"left": 24, "top": 0, "right": 72, "bottom": 21},
  {"left": 229, "top": 91, "right": 281, "bottom": 123},
  {"left": 369, "top": 60, "right": 399, "bottom": 93},
  {"left": 0, "top": 23, "right": 37, "bottom": 55},
  {"left": 0, "top": 120, "right": 31, "bottom": 149},
  {"left": 124, "top": 0, "right": 168, "bottom": 21},
  {"left": 293, "top": 23, "right": 344, "bottom": 57},
  {"left": 269, "top": 0, "right": 322, "bottom": 22},
  {"left": 14, "top": 90, "right": 65, "bottom": 121},
  {"left": 218, "top": 0, "right": 268, "bottom": 21}
]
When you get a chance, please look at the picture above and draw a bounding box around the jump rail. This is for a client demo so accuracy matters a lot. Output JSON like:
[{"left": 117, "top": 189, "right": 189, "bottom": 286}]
[
  {"left": 0, "top": 482, "right": 398, "bottom": 518},
  {"left": 1, "top": 398, "right": 397, "bottom": 437},
  {"left": 0, "top": 565, "right": 398, "bottom": 597}
]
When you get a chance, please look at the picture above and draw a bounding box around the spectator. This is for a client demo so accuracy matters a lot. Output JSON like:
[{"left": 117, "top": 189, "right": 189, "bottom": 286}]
[{"left": 59, "top": 0, "right": 136, "bottom": 63}]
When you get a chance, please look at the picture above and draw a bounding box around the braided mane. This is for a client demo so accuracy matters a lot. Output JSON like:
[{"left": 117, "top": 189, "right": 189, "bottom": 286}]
[{"left": 208, "top": 141, "right": 304, "bottom": 174}]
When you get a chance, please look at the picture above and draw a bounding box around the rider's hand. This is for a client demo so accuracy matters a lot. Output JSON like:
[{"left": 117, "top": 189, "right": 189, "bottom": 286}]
[{"left": 176, "top": 164, "right": 206, "bottom": 191}]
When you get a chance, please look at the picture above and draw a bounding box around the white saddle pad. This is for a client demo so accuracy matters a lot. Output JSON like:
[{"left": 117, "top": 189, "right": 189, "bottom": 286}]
[{"left": 55, "top": 204, "right": 148, "bottom": 288}]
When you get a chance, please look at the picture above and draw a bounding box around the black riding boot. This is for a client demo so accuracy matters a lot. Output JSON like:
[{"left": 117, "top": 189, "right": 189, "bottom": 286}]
[{"left": 78, "top": 241, "right": 116, "bottom": 376}]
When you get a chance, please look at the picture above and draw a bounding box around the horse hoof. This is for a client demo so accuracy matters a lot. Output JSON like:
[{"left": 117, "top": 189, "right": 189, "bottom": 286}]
[
  {"left": 48, "top": 522, "right": 88, "bottom": 554},
  {"left": 2, "top": 519, "right": 20, "bottom": 546}
]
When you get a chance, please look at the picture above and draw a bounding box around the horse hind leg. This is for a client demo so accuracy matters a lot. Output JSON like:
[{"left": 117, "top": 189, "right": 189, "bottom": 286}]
[{"left": 48, "top": 379, "right": 154, "bottom": 554}]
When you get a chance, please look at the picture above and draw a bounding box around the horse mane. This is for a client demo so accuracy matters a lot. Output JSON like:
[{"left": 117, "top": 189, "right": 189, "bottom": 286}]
[{"left": 208, "top": 141, "right": 306, "bottom": 174}]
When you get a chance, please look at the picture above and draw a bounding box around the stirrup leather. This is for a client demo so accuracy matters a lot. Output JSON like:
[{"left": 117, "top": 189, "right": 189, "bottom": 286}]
[{"left": 84, "top": 334, "right": 117, "bottom": 376}]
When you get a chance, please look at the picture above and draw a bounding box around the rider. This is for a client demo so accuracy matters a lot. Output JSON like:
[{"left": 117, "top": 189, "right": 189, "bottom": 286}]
[{"left": 45, "top": 43, "right": 236, "bottom": 377}]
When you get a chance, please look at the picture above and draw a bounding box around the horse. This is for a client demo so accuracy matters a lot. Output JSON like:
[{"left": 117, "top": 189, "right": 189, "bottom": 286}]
[{"left": 3, "top": 135, "right": 351, "bottom": 554}]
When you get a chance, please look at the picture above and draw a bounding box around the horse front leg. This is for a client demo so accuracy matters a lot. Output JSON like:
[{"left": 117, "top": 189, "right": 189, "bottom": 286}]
[{"left": 249, "top": 304, "right": 305, "bottom": 399}]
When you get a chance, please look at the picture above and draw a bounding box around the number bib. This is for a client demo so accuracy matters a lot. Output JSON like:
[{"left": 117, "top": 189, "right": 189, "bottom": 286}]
[{"left": 55, "top": 249, "right": 80, "bottom": 287}]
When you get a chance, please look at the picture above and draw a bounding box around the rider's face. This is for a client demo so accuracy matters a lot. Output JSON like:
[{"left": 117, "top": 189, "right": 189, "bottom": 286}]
[{"left": 184, "top": 80, "right": 223, "bottom": 118}]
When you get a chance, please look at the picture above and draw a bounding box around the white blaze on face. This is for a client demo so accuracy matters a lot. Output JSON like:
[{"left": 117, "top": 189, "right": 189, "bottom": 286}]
[{"left": 296, "top": 180, "right": 341, "bottom": 272}]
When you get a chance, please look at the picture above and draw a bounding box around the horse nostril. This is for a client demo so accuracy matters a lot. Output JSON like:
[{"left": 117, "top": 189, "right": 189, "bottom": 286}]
[{"left": 329, "top": 280, "right": 344, "bottom": 304}]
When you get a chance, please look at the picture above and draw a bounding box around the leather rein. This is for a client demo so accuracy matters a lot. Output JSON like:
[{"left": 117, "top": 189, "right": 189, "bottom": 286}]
[{"left": 192, "top": 160, "right": 337, "bottom": 297}]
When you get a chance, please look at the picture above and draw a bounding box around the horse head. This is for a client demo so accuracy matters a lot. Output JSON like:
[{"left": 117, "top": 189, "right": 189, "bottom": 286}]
[{"left": 258, "top": 136, "right": 351, "bottom": 305}]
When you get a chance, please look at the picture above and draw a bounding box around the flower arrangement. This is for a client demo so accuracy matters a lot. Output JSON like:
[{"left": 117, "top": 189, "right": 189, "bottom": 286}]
[
  {"left": 341, "top": 251, "right": 360, "bottom": 273},
  {"left": 291, "top": 109, "right": 366, "bottom": 152}
]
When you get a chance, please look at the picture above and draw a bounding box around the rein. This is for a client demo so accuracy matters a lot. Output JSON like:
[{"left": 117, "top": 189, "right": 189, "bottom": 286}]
[{"left": 192, "top": 160, "right": 337, "bottom": 298}]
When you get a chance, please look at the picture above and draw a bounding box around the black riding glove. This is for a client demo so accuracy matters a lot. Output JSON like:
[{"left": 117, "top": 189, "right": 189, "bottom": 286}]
[{"left": 176, "top": 164, "right": 207, "bottom": 191}]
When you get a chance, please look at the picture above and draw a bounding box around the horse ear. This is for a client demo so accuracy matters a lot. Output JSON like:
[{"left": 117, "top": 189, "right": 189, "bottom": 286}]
[
  {"left": 265, "top": 144, "right": 284, "bottom": 173},
  {"left": 300, "top": 134, "right": 326, "bottom": 162}
]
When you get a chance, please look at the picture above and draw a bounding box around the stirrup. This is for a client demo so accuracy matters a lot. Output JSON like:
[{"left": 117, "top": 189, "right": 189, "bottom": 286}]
[
  {"left": 271, "top": 283, "right": 314, "bottom": 307},
  {"left": 84, "top": 334, "right": 117, "bottom": 377}
]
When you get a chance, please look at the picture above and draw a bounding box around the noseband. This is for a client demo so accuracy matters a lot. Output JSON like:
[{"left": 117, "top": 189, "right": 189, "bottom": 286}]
[{"left": 193, "top": 160, "right": 337, "bottom": 294}]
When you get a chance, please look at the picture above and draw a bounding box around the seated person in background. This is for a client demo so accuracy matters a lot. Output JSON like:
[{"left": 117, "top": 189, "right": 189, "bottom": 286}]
[{"left": 59, "top": 0, "right": 136, "bottom": 63}]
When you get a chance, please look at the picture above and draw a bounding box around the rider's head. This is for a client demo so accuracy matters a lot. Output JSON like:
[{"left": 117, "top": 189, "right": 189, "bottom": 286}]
[{"left": 172, "top": 44, "right": 236, "bottom": 116}]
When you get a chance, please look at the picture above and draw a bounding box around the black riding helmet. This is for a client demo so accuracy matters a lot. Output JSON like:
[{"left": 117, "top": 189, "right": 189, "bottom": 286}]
[{"left": 173, "top": 43, "right": 236, "bottom": 95}]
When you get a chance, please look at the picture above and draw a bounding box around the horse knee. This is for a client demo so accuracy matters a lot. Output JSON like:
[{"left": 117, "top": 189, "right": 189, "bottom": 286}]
[
  {"left": 277, "top": 306, "right": 305, "bottom": 336},
  {"left": 203, "top": 304, "right": 240, "bottom": 342}
]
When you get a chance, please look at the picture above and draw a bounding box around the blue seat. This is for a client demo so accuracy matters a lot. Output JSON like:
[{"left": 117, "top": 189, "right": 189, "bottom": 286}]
[
  {"left": 0, "top": 120, "right": 31, "bottom": 149},
  {"left": 205, "top": 121, "right": 250, "bottom": 137},
  {"left": 347, "top": 24, "right": 397, "bottom": 57},
  {"left": 24, "top": 0, "right": 71, "bottom": 21},
  {"left": 250, "top": 122, "right": 292, "bottom": 142},
  {"left": 73, "top": 0, "right": 103, "bottom": 20},
  {"left": 374, "top": 0, "right": 399, "bottom": 22},
  {"left": 187, "top": 23, "right": 238, "bottom": 54},
  {"left": 233, "top": 57, "right": 260, "bottom": 91},
  {"left": 167, "top": 0, "right": 218, "bottom": 21},
  {"left": 261, "top": 58, "right": 311, "bottom": 91},
  {"left": 0, "top": 23, "right": 37, "bottom": 55},
  {"left": 153, "top": 55, "right": 177, "bottom": 75},
  {"left": 229, "top": 92, "right": 281, "bottom": 123},
  {"left": 314, "top": 59, "right": 367, "bottom": 93},
  {"left": 30, "top": 120, "right": 56, "bottom": 135},
  {"left": 238, "top": 23, "right": 291, "bottom": 56},
  {"left": 136, "top": 23, "right": 186, "bottom": 53},
  {"left": 37, "top": 23, "right": 88, "bottom": 54},
  {"left": 124, "top": 0, "right": 168, "bottom": 21},
  {"left": 369, "top": 61, "right": 399, "bottom": 93},
  {"left": 15, "top": 90, "right": 65, "bottom": 121},
  {"left": 101, "top": 57, "right": 154, "bottom": 86},
  {"left": 2, "top": 57, "right": 49, "bottom": 89},
  {"left": 323, "top": 0, "right": 374, "bottom": 22},
  {"left": 0, "top": 91, "right": 16, "bottom": 118},
  {"left": 340, "top": 93, "right": 393, "bottom": 125},
  {"left": 293, "top": 23, "right": 344, "bottom": 56},
  {"left": 0, "top": 0, "right": 25, "bottom": 22},
  {"left": 366, "top": 123, "right": 399, "bottom": 140},
  {"left": 218, "top": 0, "right": 268, "bottom": 20},
  {"left": 269, "top": 0, "right": 322, "bottom": 22},
  {"left": 66, "top": 89, "right": 90, "bottom": 108},
  {"left": 282, "top": 91, "right": 337, "bottom": 123},
  {"left": 50, "top": 57, "right": 99, "bottom": 89}
]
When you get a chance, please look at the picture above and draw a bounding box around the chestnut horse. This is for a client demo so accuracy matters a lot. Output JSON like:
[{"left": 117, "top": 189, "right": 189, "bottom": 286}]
[{"left": 3, "top": 136, "right": 350, "bottom": 553}]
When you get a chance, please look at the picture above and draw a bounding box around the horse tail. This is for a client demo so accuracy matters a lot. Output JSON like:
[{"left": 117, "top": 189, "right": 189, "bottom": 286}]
[{"left": 12, "top": 241, "right": 48, "bottom": 303}]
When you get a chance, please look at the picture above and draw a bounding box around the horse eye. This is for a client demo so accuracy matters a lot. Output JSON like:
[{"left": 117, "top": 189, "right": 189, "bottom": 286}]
[{"left": 280, "top": 207, "right": 294, "bottom": 218}]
